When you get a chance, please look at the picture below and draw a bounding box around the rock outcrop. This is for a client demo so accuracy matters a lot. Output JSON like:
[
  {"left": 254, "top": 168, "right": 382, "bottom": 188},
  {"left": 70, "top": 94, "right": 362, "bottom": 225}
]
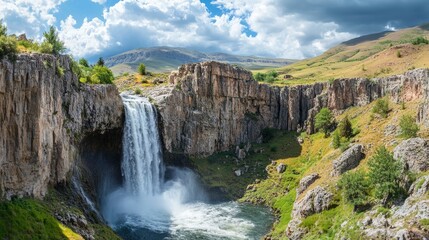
[
  {"left": 360, "top": 175, "right": 429, "bottom": 239},
  {"left": 286, "top": 186, "right": 333, "bottom": 239},
  {"left": 393, "top": 138, "right": 429, "bottom": 173},
  {"left": 147, "top": 62, "right": 429, "bottom": 157},
  {"left": 331, "top": 144, "right": 364, "bottom": 176},
  {"left": 0, "top": 54, "right": 123, "bottom": 198},
  {"left": 297, "top": 173, "right": 320, "bottom": 195}
]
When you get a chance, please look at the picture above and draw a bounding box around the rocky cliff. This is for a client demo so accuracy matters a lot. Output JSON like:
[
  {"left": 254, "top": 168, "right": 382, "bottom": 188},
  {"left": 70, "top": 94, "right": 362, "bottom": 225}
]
[
  {"left": 0, "top": 54, "right": 123, "bottom": 199},
  {"left": 148, "top": 61, "right": 428, "bottom": 156}
]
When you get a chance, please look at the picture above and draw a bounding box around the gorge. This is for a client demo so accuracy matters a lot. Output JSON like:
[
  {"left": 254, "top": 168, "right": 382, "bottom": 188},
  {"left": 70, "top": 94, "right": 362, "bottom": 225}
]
[{"left": 2, "top": 54, "right": 429, "bottom": 239}]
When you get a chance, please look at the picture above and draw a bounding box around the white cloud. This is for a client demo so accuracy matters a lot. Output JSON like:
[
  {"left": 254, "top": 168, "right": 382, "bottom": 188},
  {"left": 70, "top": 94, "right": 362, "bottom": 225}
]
[
  {"left": 91, "top": 0, "right": 106, "bottom": 4},
  {"left": 0, "top": 0, "right": 65, "bottom": 39},
  {"left": 59, "top": 0, "right": 357, "bottom": 59},
  {"left": 0, "top": 0, "right": 359, "bottom": 59},
  {"left": 59, "top": 16, "right": 110, "bottom": 57}
]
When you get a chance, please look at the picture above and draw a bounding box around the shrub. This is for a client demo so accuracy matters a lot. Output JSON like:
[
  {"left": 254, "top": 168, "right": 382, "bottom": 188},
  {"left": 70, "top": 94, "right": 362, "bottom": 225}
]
[
  {"left": 253, "top": 71, "right": 278, "bottom": 83},
  {"left": 338, "top": 116, "right": 353, "bottom": 139},
  {"left": 39, "top": 41, "right": 54, "bottom": 54},
  {"left": 138, "top": 63, "right": 146, "bottom": 75},
  {"left": 0, "top": 35, "right": 18, "bottom": 61},
  {"left": 267, "top": 70, "right": 279, "bottom": 78},
  {"left": 368, "top": 146, "right": 403, "bottom": 204},
  {"left": 90, "top": 65, "right": 114, "bottom": 84},
  {"left": 372, "top": 98, "right": 389, "bottom": 118},
  {"left": 412, "top": 36, "right": 429, "bottom": 45},
  {"left": 254, "top": 72, "right": 265, "bottom": 82},
  {"left": 315, "top": 108, "right": 334, "bottom": 137},
  {"left": 265, "top": 75, "right": 275, "bottom": 83},
  {"left": 42, "top": 26, "right": 65, "bottom": 55},
  {"left": 399, "top": 114, "right": 419, "bottom": 139},
  {"left": 79, "top": 58, "right": 89, "bottom": 68},
  {"left": 55, "top": 61, "right": 64, "bottom": 77},
  {"left": 338, "top": 171, "right": 370, "bottom": 206},
  {"left": 0, "top": 19, "right": 6, "bottom": 37},
  {"left": 332, "top": 131, "right": 341, "bottom": 149},
  {"left": 134, "top": 88, "right": 142, "bottom": 95},
  {"left": 396, "top": 50, "right": 402, "bottom": 58}
]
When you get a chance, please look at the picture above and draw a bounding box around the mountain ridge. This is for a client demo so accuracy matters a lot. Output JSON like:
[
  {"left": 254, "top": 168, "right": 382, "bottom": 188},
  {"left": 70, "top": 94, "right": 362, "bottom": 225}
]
[{"left": 105, "top": 46, "right": 296, "bottom": 75}]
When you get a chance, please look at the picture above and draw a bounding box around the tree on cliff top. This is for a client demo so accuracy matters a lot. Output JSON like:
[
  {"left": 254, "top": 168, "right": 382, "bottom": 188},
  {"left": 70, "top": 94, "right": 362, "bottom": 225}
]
[
  {"left": 42, "top": 26, "right": 65, "bottom": 55},
  {"left": 0, "top": 20, "right": 17, "bottom": 61},
  {"left": 0, "top": 20, "right": 7, "bottom": 37},
  {"left": 97, "top": 57, "right": 105, "bottom": 67}
]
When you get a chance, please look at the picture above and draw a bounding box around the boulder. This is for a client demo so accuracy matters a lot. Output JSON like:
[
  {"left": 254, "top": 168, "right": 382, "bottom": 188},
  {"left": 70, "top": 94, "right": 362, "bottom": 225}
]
[
  {"left": 293, "top": 186, "right": 333, "bottom": 218},
  {"left": 331, "top": 144, "right": 364, "bottom": 176},
  {"left": 393, "top": 138, "right": 429, "bottom": 172},
  {"left": 297, "top": 173, "right": 320, "bottom": 195},
  {"left": 276, "top": 163, "right": 286, "bottom": 173},
  {"left": 235, "top": 146, "right": 247, "bottom": 160}
]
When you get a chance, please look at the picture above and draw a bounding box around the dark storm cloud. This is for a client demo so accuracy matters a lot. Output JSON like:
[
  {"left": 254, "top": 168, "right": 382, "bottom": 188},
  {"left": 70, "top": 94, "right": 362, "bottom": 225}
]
[{"left": 278, "top": 0, "right": 429, "bottom": 33}]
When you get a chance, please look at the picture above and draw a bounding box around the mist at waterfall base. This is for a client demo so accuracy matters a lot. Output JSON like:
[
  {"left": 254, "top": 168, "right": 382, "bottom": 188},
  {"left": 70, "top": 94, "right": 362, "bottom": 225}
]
[{"left": 101, "top": 95, "right": 273, "bottom": 240}]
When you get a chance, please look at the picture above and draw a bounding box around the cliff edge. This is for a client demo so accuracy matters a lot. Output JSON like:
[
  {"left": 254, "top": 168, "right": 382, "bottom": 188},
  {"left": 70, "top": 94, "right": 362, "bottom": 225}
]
[
  {"left": 147, "top": 61, "right": 428, "bottom": 157},
  {"left": 0, "top": 54, "right": 123, "bottom": 199}
]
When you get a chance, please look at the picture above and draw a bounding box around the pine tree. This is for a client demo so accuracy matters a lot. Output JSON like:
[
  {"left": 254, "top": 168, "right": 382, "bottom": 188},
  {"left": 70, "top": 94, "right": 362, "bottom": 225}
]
[
  {"left": 315, "top": 108, "right": 334, "bottom": 137},
  {"left": 338, "top": 116, "right": 353, "bottom": 139},
  {"left": 368, "top": 146, "right": 403, "bottom": 204}
]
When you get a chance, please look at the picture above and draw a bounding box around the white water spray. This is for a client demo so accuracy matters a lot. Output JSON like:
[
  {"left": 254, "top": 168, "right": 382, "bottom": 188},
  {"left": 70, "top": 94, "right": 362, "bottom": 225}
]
[{"left": 102, "top": 94, "right": 273, "bottom": 239}]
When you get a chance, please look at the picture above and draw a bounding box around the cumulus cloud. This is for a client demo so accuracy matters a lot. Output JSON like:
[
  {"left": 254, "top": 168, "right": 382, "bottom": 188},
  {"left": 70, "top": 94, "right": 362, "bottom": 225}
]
[
  {"left": 0, "top": 0, "right": 65, "bottom": 38},
  {"left": 58, "top": 0, "right": 357, "bottom": 59},
  {"left": 91, "top": 0, "right": 106, "bottom": 4},
  {"left": 2, "top": 0, "right": 428, "bottom": 59}
]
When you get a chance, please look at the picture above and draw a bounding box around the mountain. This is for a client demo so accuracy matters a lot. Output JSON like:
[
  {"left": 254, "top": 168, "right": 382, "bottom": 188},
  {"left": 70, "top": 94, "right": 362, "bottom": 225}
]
[
  {"left": 267, "top": 24, "right": 429, "bottom": 86},
  {"left": 105, "top": 46, "right": 296, "bottom": 75}
]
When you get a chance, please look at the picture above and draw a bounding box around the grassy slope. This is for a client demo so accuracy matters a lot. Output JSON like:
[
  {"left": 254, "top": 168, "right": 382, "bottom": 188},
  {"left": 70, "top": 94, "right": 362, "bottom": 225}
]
[
  {"left": 0, "top": 198, "right": 82, "bottom": 240},
  {"left": 193, "top": 98, "right": 427, "bottom": 239},
  {"left": 114, "top": 72, "right": 169, "bottom": 92},
  {"left": 0, "top": 188, "right": 120, "bottom": 240},
  {"left": 254, "top": 25, "right": 429, "bottom": 86}
]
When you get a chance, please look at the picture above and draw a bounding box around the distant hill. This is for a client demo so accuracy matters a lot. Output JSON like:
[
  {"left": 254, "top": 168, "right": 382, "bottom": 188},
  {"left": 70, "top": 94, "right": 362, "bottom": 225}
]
[
  {"left": 105, "top": 46, "right": 296, "bottom": 75},
  {"left": 265, "top": 24, "right": 429, "bottom": 86}
]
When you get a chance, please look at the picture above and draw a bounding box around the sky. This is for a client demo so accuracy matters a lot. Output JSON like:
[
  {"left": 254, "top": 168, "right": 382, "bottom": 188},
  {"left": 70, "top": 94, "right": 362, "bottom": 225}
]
[{"left": 0, "top": 0, "right": 428, "bottom": 60}]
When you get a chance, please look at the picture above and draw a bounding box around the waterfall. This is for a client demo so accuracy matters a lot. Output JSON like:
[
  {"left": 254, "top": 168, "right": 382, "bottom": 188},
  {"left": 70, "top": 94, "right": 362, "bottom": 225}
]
[
  {"left": 121, "top": 95, "right": 164, "bottom": 196},
  {"left": 102, "top": 94, "right": 272, "bottom": 240}
]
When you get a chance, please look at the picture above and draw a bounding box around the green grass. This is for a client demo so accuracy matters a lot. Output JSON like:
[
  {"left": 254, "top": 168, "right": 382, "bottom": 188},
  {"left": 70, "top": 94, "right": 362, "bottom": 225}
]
[
  {"left": 0, "top": 186, "right": 121, "bottom": 240},
  {"left": 0, "top": 198, "right": 71, "bottom": 240},
  {"left": 252, "top": 26, "right": 429, "bottom": 87},
  {"left": 301, "top": 202, "right": 364, "bottom": 240}
]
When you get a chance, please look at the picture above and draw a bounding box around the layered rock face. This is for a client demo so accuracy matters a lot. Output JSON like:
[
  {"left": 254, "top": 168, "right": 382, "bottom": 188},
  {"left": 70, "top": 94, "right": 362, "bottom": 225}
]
[
  {"left": 151, "top": 62, "right": 429, "bottom": 156},
  {"left": 0, "top": 54, "right": 123, "bottom": 198}
]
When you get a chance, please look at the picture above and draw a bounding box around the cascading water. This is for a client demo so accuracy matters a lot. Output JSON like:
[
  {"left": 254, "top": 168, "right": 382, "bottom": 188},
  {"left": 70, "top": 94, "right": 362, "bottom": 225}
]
[
  {"left": 102, "top": 94, "right": 273, "bottom": 240},
  {"left": 121, "top": 95, "right": 164, "bottom": 196}
]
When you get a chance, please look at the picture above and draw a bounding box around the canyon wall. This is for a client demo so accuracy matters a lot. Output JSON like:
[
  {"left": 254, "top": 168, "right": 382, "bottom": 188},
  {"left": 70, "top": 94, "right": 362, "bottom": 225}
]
[
  {"left": 151, "top": 62, "right": 428, "bottom": 156},
  {"left": 0, "top": 54, "right": 123, "bottom": 199}
]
